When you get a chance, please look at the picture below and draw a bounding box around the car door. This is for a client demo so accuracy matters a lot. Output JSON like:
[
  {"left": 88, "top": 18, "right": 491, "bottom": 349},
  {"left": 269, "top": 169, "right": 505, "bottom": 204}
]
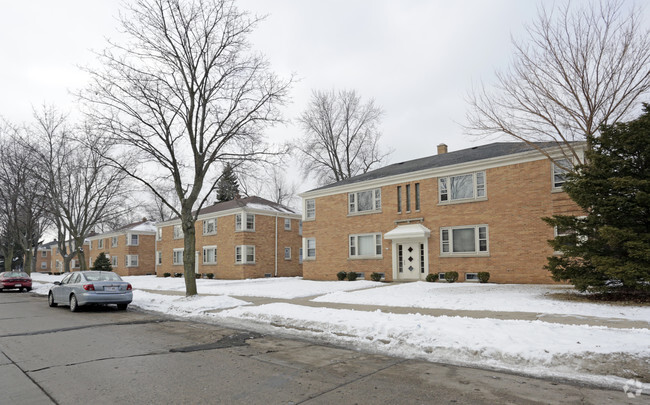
[{"left": 55, "top": 274, "right": 73, "bottom": 302}]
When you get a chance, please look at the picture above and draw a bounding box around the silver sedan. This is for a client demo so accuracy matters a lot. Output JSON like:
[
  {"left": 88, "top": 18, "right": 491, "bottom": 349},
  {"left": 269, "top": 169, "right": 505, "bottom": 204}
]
[{"left": 48, "top": 271, "right": 133, "bottom": 312}]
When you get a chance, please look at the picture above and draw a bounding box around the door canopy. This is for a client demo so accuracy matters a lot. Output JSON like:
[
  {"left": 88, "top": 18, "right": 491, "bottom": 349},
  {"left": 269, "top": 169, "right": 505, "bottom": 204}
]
[{"left": 384, "top": 224, "right": 431, "bottom": 240}]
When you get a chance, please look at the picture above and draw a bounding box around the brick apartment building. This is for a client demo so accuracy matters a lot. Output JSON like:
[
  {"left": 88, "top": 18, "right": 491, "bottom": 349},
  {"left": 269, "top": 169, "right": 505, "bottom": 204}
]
[
  {"left": 299, "top": 142, "right": 585, "bottom": 283},
  {"left": 156, "top": 196, "right": 302, "bottom": 279},
  {"left": 50, "top": 240, "right": 91, "bottom": 274},
  {"left": 35, "top": 240, "right": 57, "bottom": 273},
  {"left": 86, "top": 219, "right": 157, "bottom": 276}
]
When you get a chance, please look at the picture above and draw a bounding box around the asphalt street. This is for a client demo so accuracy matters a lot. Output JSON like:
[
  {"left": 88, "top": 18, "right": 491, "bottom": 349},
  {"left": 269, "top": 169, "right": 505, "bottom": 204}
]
[{"left": 0, "top": 291, "right": 640, "bottom": 404}]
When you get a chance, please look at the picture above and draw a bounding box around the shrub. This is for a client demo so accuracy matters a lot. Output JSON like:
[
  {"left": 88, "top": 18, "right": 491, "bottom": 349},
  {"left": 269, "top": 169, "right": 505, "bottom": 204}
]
[
  {"left": 370, "top": 272, "right": 382, "bottom": 281},
  {"left": 478, "top": 272, "right": 490, "bottom": 283},
  {"left": 174, "top": 272, "right": 183, "bottom": 278},
  {"left": 207, "top": 273, "right": 214, "bottom": 279},
  {"left": 336, "top": 271, "right": 347, "bottom": 281},
  {"left": 347, "top": 272, "right": 358, "bottom": 281},
  {"left": 425, "top": 273, "right": 438, "bottom": 282},
  {"left": 195, "top": 273, "right": 202, "bottom": 279},
  {"left": 163, "top": 272, "right": 171, "bottom": 278},
  {"left": 444, "top": 271, "right": 459, "bottom": 283}
]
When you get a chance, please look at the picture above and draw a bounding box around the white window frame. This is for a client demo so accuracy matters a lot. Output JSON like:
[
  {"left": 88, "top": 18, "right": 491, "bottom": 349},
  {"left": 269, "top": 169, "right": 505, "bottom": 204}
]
[
  {"left": 111, "top": 236, "right": 118, "bottom": 247},
  {"left": 203, "top": 246, "right": 217, "bottom": 264},
  {"left": 156, "top": 228, "right": 162, "bottom": 241},
  {"left": 127, "top": 234, "right": 139, "bottom": 246},
  {"left": 235, "top": 245, "right": 255, "bottom": 264},
  {"left": 299, "top": 220, "right": 303, "bottom": 236},
  {"left": 349, "top": 233, "right": 383, "bottom": 259},
  {"left": 98, "top": 239, "right": 104, "bottom": 249},
  {"left": 348, "top": 188, "right": 381, "bottom": 214},
  {"left": 173, "top": 248, "right": 184, "bottom": 265},
  {"left": 305, "top": 199, "right": 315, "bottom": 220},
  {"left": 203, "top": 218, "right": 217, "bottom": 235},
  {"left": 284, "top": 218, "right": 291, "bottom": 230},
  {"left": 305, "top": 238, "right": 316, "bottom": 260},
  {"left": 111, "top": 256, "right": 118, "bottom": 267},
  {"left": 465, "top": 272, "right": 479, "bottom": 282},
  {"left": 284, "top": 247, "right": 291, "bottom": 260},
  {"left": 552, "top": 159, "right": 572, "bottom": 190},
  {"left": 41, "top": 250, "right": 48, "bottom": 258},
  {"left": 299, "top": 247, "right": 303, "bottom": 264},
  {"left": 41, "top": 261, "right": 47, "bottom": 269},
  {"left": 71, "top": 259, "right": 77, "bottom": 268},
  {"left": 235, "top": 213, "right": 255, "bottom": 231},
  {"left": 156, "top": 251, "right": 162, "bottom": 265},
  {"left": 126, "top": 254, "right": 139, "bottom": 267},
  {"left": 438, "top": 171, "right": 486, "bottom": 203},
  {"left": 440, "top": 225, "right": 489, "bottom": 256},
  {"left": 173, "top": 225, "right": 183, "bottom": 239}
]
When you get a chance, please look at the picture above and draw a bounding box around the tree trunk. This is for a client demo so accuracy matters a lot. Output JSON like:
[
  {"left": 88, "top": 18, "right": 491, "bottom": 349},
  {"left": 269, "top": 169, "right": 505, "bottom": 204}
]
[
  {"left": 3, "top": 246, "right": 13, "bottom": 272},
  {"left": 181, "top": 210, "right": 198, "bottom": 297},
  {"left": 23, "top": 250, "right": 32, "bottom": 276}
]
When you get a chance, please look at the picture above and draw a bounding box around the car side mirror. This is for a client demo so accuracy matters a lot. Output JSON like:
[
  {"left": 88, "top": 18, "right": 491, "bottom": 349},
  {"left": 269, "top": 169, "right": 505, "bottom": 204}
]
[{"left": 53, "top": 281, "right": 61, "bottom": 286}]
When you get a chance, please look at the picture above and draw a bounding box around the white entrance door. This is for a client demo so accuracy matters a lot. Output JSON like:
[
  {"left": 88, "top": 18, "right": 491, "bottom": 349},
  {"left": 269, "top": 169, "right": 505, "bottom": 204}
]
[{"left": 397, "top": 242, "right": 421, "bottom": 280}]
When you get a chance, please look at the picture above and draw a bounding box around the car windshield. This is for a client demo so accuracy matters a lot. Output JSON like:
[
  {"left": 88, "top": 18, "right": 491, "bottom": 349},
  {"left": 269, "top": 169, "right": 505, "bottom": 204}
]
[
  {"left": 83, "top": 271, "right": 122, "bottom": 282},
  {"left": 2, "top": 272, "right": 29, "bottom": 278}
]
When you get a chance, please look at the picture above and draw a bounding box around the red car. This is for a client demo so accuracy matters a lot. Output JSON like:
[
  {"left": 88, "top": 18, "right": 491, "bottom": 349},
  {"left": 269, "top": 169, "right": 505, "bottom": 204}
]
[{"left": 0, "top": 271, "right": 33, "bottom": 292}]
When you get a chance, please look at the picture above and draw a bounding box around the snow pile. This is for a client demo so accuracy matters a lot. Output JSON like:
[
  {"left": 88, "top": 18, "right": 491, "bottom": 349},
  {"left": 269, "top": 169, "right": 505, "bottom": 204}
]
[
  {"left": 314, "top": 282, "right": 650, "bottom": 322},
  {"left": 130, "top": 290, "right": 248, "bottom": 316},
  {"left": 245, "top": 202, "right": 298, "bottom": 214},
  {"left": 129, "top": 221, "right": 157, "bottom": 232}
]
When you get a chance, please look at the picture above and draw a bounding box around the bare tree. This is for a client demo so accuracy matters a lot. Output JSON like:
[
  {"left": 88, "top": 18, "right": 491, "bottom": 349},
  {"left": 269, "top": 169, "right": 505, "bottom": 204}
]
[
  {"left": 80, "top": 0, "right": 291, "bottom": 296},
  {"left": 295, "top": 89, "right": 390, "bottom": 186},
  {"left": 466, "top": 0, "right": 650, "bottom": 167},
  {"left": 266, "top": 167, "right": 298, "bottom": 207},
  {"left": 31, "top": 108, "right": 129, "bottom": 273}
]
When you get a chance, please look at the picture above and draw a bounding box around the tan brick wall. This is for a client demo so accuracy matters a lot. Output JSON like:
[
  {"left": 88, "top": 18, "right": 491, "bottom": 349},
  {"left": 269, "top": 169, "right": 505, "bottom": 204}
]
[
  {"left": 35, "top": 250, "right": 52, "bottom": 272},
  {"left": 156, "top": 213, "right": 303, "bottom": 279},
  {"left": 87, "top": 234, "right": 156, "bottom": 276},
  {"left": 302, "top": 158, "right": 584, "bottom": 283}
]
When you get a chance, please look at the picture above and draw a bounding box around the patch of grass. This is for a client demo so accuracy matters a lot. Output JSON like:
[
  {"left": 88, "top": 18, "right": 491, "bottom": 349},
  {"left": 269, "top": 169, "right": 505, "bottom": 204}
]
[{"left": 546, "top": 291, "right": 650, "bottom": 306}]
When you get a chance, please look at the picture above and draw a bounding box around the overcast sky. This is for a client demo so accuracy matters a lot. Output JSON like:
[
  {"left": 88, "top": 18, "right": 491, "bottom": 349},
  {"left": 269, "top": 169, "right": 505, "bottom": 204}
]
[{"left": 1, "top": 0, "right": 639, "bottom": 194}]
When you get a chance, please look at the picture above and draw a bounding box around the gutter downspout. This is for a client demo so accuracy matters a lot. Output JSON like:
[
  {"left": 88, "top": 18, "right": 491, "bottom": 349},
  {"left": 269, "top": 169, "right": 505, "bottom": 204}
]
[{"left": 274, "top": 214, "right": 278, "bottom": 277}]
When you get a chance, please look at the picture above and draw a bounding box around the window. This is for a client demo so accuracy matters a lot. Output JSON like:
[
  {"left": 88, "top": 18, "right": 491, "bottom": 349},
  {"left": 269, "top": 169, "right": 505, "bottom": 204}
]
[
  {"left": 41, "top": 262, "right": 47, "bottom": 269},
  {"left": 127, "top": 234, "right": 139, "bottom": 246},
  {"left": 173, "top": 249, "right": 184, "bottom": 265},
  {"left": 299, "top": 248, "right": 303, "bottom": 264},
  {"left": 111, "top": 256, "right": 118, "bottom": 267},
  {"left": 420, "top": 243, "right": 425, "bottom": 273},
  {"left": 284, "top": 218, "right": 291, "bottom": 230},
  {"left": 349, "top": 233, "right": 382, "bottom": 258},
  {"left": 398, "top": 245, "right": 403, "bottom": 273},
  {"left": 203, "top": 218, "right": 217, "bottom": 235},
  {"left": 173, "top": 225, "right": 183, "bottom": 239},
  {"left": 553, "top": 159, "right": 572, "bottom": 189},
  {"left": 465, "top": 273, "right": 479, "bottom": 281},
  {"left": 438, "top": 272, "right": 446, "bottom": 280},
  {"left": 284, "top": 247, "right": 291, "bottom": 260},
  {"left": 235, "top": 245, "right": 255, "bottom": 264},
  {"left": 41, "top": 250, "right": 47, "bottom": 258},
  {"left": 156, "top": 251, "right": 162, "bottom": 265},
  {"left": 111, "top": 236, "right": 118, "bottom": 247},
  {"left": 305, "top": 199, "right": 315, "bottom": 219},
  {"left": 98, "top": 239, "right": 104, "bottom": 249},
  {"left": 440, "top": 225, "right": 489, "bottom": 255},
  {"left": 415, "top": 183, "right": 420, "bottom": 211},
  {"left": 126, "top": 255, "right": 139, "bottom": 267},
  {"left": 305, "top": 238, "right": 316, "bottom": 259},
  {"left": 439, "top": 171, "right": 486, "bottom": 203},
  {"left": 406, "top": 184, "right": 411, "bottom": 211},
  {"left": 156, "top": 228, "right": 162, "bottom": 241},
  {"left": 397, "top": 186, "right": 402, "bottom": 213},
  {"left": 203, "top": 246, "right": 217, "bottom": 264},
  {"left": 299, "top": 221, "right": 303, "bottom": 236},
  {"left": 348, "top": 188, "right": 381, "bottom": 214},
  {"left": 71, "top": 259, "right": 77, "bottom": 268},
  {"left": 235, "top": 213, "right": 255, "bottom": 231}
]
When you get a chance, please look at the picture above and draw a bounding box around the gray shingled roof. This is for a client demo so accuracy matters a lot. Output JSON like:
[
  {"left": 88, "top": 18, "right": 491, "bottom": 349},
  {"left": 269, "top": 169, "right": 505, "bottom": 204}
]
[
  {"left": 310, "top": 142, "right": 565, "bottom": 192},
  {"left": 197, "top": 196, "right": 299, "bottom": 216}
]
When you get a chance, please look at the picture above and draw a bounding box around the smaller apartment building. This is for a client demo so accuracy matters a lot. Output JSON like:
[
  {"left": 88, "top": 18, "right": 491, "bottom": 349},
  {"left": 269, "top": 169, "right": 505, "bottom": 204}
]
[
  {"left": 86, "top": 219, "right": 157, "bottom": 276},
  {"left": 156, "top": 197, "right": 302, "bottom": 279},
  {"left": 51, "top": 240, "right": 91, "bottom": 274},
  {"left": 35, "top": 241, "right": 57, "bottom": 273},
  {"left": 300, "top": 142, "right": 585, "bottom": 284}
]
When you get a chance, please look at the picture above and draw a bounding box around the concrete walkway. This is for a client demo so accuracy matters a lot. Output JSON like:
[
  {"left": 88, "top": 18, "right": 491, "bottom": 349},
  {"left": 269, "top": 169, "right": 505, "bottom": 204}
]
[{"left": 137, "top": 288, "right": 650, "bottom": 330}]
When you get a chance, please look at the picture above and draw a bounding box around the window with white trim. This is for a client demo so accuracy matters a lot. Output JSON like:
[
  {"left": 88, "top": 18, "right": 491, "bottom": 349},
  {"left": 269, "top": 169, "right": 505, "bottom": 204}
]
[
  {"left": 235, "top": 213, "right": 255, "bottom": 231},
  {"left": 111, "top": 256, "right": 118, "bottom": 267},
  {"left": 173, "top": 248, "right": 184, "bottom": 265},
  {"left": 299, "top": 248, "right": 303, "bottom": 264},
  {"left": 98, "top": 239, "right": 104, "bottom": 249},
  {"left": 284, "top": 218, "right": 291, "bottom": 230},
  {"left": 203, "top": 218, "right": 217, "bottom": 235},
  {"left": 439, "top": 171, "right": 486, "bottom": 203},
  {"left": 111, "top": 236, "right": 118, "bottom": 247},
  {"left": 203, "top": 246, "right": 217, "bottom": 264},
  {"left": 156, "top": 228, "right": 162, "bottom": 241},
  {"left": 71, "top": 259, "right": 77, "bottom": 268},
  {"left": 440, "top": 225, "right": 489, "bottom": 255},
  {"left": 465, "top": 272, "right": 479, "bottom": 281},
  {"left": 349, "top": 233, "right": 382, "bottom": 258},
  {"left": 349, "top": 189, "right": 381, "bottom": 214},
  {"left": 553, "top": 159, "right": 572, "bottom": 189},
  {"left": 173, "top": 225, "right": 183, "bottom": 239},
  {"left": 41, "top": 262, "right": 47, "bottom": 269},
  {"left": 41, "top": 250, "right": 47, "bottom": 257},
  {"left": 298, "top": 220, "right": 303, "bottom": 235},
  {"left": 305, "top": 199, "right": 315, "bottom": 219},
  {"left": 397, "top": 185, "right": 402, "bottom": 213},
  {"left": 127, "top": 234, "right": 139, "bottom": 246},
  {"left": 415, "top": 183, "right": 421, "bottom": 211},
  {"left": 305, "top": 238, "right": 316, "bottom": 259},
  {"left": 235, "top": 245, "right": 255, "bottom": 264},
  {"left": 156, "top": 251, "right": 162, "bottom": 265},
  {"left": 284, "top": 247, "right": 291, "bottom": 260},
  {"left": 126, "top": 255, "right": 139, "bottom": 267}
]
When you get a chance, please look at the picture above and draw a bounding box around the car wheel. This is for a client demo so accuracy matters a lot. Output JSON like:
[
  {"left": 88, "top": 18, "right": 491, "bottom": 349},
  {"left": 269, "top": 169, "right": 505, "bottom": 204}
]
[
  {"left": 26, "top": 287, "right": 32, "bottom": 292},
  {"left": 70, "top": 295, "right": 80, "bottom": 312},
  {"left": 19, "top": 287, "right": 24, "bottom": 292},
  {"left": 117, "top": 303, "right": 128, "bottom": 311},
  {"left": 48, "top": 292, "right": 58, "bottom": 307}
]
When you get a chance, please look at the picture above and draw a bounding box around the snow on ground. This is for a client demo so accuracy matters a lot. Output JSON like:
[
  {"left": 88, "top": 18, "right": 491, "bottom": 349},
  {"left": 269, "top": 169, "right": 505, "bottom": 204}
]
[
  {"left": 130, "top": 290, "right": 249, "bottom": 316},
  {"left": 314, "top": 282, "right": 650, "bottom": 322}
]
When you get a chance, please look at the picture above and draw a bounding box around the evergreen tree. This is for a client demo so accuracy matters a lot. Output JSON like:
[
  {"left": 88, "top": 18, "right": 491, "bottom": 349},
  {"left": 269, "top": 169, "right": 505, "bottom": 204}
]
[
  {"left": 216, "top": 163, "right": 240, "bottom": 202},
  {"left": 544, "top": 105, "right": 650, "bottom": 294},
  {"left": 92, "top": 252, "right": 113, "bottom": 272}
]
